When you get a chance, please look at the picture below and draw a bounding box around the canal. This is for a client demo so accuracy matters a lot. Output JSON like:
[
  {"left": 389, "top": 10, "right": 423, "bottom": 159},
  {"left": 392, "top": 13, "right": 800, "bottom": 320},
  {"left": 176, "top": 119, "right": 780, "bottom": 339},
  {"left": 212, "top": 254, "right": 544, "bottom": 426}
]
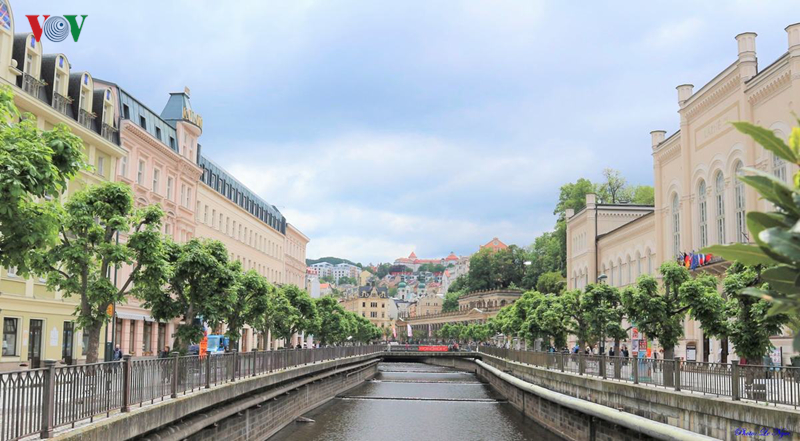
[{"left": 269, "top": 362, "right": 564, "bottom": 441}]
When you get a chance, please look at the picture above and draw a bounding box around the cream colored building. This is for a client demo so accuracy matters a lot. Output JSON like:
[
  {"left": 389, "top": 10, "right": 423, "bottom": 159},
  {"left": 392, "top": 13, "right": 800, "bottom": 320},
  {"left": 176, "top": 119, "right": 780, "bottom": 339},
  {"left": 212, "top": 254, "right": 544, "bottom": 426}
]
[
  {"left": 285, "top": 224, "right": 309, "bottom": 289},
  {"left": 340, "top": 286, "right": 391, "bottom": 331},
  {"left": 566, "top": 25, "right": 800, "bottom": 364},
  {"left": 415, "top": 293, "right": 443, "bottom": 317},
  {"left": 0, "top": 3, "right": 126, "bottom": 369}
]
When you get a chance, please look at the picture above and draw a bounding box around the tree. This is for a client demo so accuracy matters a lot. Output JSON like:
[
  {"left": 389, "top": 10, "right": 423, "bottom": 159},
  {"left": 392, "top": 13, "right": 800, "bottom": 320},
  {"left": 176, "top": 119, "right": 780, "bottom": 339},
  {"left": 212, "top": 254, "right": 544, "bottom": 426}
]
[
  {"left": 337, "top": 276, "right": 357, "bottom": 285},
  {"left": 582, "top": 283, "right": 627, "bottom": 355},
  {"left": 558, "top": 289, "right": 592, "bottom": 348},
  {"left": 315, "top": 296, "right": 352, "bottom": 346},
  {"left": 144, "top": 238, "right": 237, "bottom": 353},
  {"left": 629, "top": 185, "right": 655, "bottom": 205},
  {"left": 536, "top": 271, "right": 566, "bottom": 294},
  {"left": 680, "top": 263, "right": 789, "bottom": 362},
  {"left": 225, "top": 269, "right": 274, "bottom": 350},
  {"left": 533, "top": 294, "right": 571, "bottom": 349},
  {"left": 0, "top": 86, "right": 87, "bottom": 272},
  {"left": 525, "top": 232, "right": 564, "bottom": 286},
  {"left": 703, "top": 120, "right": 800, "bottom": 351},
  {"left": 278, "top": 285, "right": 319, "bottom": 342},
  {"left": 376, "top": 263, "right": 392, "bottom": 279},
  {"left": 32, "top": 183, "right": 168, "bottom": 363},
  {"left": 597, "top": 168, "right": 626, "bottom": 204},
  {"left": 448, "top": 275, "right": 468, "bottom": 293},
  {"left": 442, "top": 291, "right": 460, "bottom": 313}
]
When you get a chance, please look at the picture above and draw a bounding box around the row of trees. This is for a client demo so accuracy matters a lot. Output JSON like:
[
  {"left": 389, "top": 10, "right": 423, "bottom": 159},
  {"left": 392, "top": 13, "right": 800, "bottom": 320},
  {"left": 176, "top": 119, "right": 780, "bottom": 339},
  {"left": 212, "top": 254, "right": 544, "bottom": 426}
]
[
  {"left": 486, "top": 262, "right": 787, "bottom": 364},
  {"left": 0, "top": 88, "right": 381, "bottom": 363}
]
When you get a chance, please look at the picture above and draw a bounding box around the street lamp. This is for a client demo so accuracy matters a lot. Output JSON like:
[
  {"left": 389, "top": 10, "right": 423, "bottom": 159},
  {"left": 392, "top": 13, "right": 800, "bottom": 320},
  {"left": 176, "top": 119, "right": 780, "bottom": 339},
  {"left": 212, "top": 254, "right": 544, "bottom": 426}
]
[{"left": 597, "top": 274, "right": 608, "bottom": 284}]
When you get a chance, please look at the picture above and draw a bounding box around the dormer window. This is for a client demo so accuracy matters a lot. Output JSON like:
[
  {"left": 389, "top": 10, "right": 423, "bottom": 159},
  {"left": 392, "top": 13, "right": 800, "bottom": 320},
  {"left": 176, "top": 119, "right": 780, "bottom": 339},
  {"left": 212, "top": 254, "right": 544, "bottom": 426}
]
[
  {"left": 58, "top": 56, "right": 64, "bottom": 68},
  {"left": 83, "top": 74, "right": 88, "bottom": 85},
  {"left": 30, "top": 37, "right": 36, "bottom": 48}
]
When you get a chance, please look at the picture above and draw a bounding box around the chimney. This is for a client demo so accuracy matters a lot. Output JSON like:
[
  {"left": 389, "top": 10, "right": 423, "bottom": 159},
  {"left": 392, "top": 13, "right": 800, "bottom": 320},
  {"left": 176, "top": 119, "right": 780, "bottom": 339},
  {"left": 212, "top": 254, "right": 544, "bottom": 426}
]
[
  {"left": 735, "top": 32, "right": 757, "bottom": 80},
  {"left": 677, "top": 84, "right": 694, "bottom": 108},
  {"left": 586, "top": 193, "right": 597, "bottom": 208},
  {"left": 650, "top": 130, "right": 666, "bottom": 150},
  {"left": 566, "top": 208, "right": 575, "bottom": 219},
  {"left": 787, "top": 23, "right": 800, "bottom": 57}
]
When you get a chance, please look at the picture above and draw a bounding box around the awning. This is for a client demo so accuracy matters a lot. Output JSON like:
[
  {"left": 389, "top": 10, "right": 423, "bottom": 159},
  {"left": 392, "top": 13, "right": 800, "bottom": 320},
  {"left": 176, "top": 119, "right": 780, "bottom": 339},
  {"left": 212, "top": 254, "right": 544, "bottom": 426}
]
[{"left": 115, "top": 311, "right": 157, "bottom": 322}]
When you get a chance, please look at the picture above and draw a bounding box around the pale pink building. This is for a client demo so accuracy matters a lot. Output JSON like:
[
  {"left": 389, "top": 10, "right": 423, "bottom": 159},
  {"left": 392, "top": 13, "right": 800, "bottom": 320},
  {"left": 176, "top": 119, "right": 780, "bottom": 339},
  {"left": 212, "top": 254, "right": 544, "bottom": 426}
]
[{"left": 98, "top": 80, "right": 204, "bottom": 357}]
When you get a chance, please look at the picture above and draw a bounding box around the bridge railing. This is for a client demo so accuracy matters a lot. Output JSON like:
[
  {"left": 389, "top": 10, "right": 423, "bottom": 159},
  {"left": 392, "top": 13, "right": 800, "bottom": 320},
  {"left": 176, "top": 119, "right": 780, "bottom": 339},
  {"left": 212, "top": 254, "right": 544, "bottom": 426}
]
[
  {"left": 0, "top": 345, "right": 385, "bottom": 440},
  {"left": 479, "top": 346, "right": 800, "bottom": 408}
]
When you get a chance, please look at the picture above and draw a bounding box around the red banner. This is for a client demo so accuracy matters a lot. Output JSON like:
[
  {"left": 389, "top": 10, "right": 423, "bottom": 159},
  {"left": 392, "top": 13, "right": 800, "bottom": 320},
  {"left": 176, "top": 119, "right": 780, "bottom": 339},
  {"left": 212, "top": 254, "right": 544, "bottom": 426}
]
[{"left": 418, "top": 345, "right": 449, "bottom": 352}]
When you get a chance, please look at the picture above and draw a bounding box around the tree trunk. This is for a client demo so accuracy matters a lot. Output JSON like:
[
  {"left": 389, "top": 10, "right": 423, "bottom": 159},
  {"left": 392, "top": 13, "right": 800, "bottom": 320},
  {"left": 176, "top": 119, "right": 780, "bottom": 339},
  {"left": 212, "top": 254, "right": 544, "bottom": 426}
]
[
  {"left": 663, "top": 346, "right": 675, "bottom": 387},
  {"left": 613, "top": 338, "right": 622, "bottom": 379},
  {"left": 84, "top": 322, "right": 104, "bottom": 364}
]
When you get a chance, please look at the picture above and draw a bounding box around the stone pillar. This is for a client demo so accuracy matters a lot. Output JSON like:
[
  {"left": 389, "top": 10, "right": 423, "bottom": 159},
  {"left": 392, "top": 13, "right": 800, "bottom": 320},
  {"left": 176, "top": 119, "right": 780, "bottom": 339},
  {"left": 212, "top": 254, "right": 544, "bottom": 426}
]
[
  {"left": 676, "top": 84, "right": 693, "bottom": 259},
  {"left": 121, "top": 319, "right": 132, "bottom": 354},
  {"left": 737, "top": 33, "right": 759, "bottom": 215},
  {"left": 134, "top": 319, "right": 144, "bottom": 357},
  {"left": 150, "top": 322, "right": 159, "bottom": 355}
]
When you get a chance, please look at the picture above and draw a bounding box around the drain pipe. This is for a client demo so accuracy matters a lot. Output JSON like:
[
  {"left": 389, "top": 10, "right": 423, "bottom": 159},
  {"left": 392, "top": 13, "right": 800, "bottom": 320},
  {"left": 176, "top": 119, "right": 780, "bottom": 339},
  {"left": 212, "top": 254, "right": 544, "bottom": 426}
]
[{"left": 475, "top": 360, "right": 718, "bottom": 441}]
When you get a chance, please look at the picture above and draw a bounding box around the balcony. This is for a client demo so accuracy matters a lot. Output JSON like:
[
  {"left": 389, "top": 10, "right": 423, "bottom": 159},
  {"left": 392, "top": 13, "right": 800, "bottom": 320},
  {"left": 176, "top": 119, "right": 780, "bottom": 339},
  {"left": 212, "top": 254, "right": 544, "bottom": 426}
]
[
  {"left": 101, "top": 123, "right": 118, "bottom": 143},
  {"left": 77, "top": 108, "right": 95, "bottom": 130},
  {"left": 52, "top": 93, "right": 71, "bottom": 115},
  {"left": 22, "top": 73, "right": 44, "bottom": 98}
]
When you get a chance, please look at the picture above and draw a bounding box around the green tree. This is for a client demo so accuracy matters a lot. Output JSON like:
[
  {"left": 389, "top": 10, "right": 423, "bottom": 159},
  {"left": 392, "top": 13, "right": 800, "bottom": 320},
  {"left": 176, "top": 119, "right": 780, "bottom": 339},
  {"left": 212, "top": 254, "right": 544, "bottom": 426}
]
[
  {"left": 629, "top": 185, "right": 655, "bottom": 205},
  {"left": 582, "top": 283, "right": 627, "bottom": 354},
  {"left": 559, "top": 289, "right": 592, "bottom": 348},
  {"left": 225, "top": 269, "right": 274, "bottom": 350},
  {"left": 597, "top": 168, "right": 626, "bottom": 203},
  {"left": 32, "top": 183, "right": 168, "bottom": 363},
  {"left": 0, "top": 86, "right": 87, "bottom": 272},
  {"left": 536, "top": 271, "right": 566, "bottom": 294},
  {"left": 441, "top": 291, "right": 461, "bottom": 313},
  {"left": 315, "top": 296, "right": 351, "bottom": 345},
  {"left": 144, "top": 238, "right": 237, "bottom": 353},
  {"left": 525, "top": 232, "right": 564, "bottom": 286},
  {"left": 278, "top": 285, "right": 319, "bottom": 342}
]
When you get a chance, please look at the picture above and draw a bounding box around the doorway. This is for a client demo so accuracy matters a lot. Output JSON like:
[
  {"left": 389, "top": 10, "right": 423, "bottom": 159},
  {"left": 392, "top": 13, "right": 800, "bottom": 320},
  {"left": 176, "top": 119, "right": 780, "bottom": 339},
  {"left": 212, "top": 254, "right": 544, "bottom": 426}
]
[{"left": 28, "top": 319, "right": 43, "bottom": 369}]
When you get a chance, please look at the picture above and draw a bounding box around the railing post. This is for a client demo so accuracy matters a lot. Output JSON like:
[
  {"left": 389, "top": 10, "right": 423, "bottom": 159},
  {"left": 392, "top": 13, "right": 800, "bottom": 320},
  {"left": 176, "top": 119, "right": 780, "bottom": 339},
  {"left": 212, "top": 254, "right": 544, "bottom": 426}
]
[
  {"left": 632, "top": 357, "right": 639, "bottom": 384},
  {"left": 731, "top": 361, "right": 740, "bottom": 401},
  {"left": 40, "top": 359, "right": 56, "bottom": 438},
  {"left": 205, "top": 351, "right": 212, "bottom": 389},
  {"left": 252, "top": 349, "right": 258, "bottom": 376},
  {"left": 674, "top": 359, "right": 681, "bottom": 391},
  {"left": 122, "top": 355, "right": 132, "bottom": 412},
  {"left": 170, "top": 351, "right": 179, "bottom": 398},
  {"left": 600, "top": 354, "right": 606, "bottom": 379},
  {"left": 559, "top": 353, "right": 565, "bottom": 372},
  {"left": 578, "top": 352, "right": 585, "bottom": 375},
  {"left": 231, "top": 350, "right": 238, "bottom": 382}
]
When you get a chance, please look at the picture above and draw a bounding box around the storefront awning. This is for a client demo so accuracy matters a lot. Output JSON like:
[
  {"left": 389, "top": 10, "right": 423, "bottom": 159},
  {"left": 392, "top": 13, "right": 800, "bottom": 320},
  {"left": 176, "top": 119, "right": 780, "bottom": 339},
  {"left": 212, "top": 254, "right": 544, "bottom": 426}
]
[{"left": 115, "top": 311, "right": 158, "bottom": 322}]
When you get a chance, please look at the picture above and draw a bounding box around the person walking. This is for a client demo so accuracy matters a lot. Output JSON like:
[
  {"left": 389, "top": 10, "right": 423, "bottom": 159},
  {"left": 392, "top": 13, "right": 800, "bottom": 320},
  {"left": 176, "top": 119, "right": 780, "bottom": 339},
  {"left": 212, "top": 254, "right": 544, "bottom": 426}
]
[{"left": 112, "top": 344, "right": 123, "bottom": 361}]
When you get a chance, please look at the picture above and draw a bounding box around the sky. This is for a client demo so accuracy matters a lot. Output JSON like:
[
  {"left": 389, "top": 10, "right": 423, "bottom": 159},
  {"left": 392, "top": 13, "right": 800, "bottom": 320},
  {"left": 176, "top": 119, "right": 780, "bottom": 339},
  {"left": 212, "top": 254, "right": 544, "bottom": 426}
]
[{"left": 19, "top": 0, "right": 800, "bottom": 264}]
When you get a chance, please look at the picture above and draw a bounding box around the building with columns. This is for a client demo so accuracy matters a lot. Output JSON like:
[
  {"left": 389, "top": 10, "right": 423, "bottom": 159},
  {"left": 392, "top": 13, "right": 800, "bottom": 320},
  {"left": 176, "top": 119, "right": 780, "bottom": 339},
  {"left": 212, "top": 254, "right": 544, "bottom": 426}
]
[{"left": 566, "top": 25, "right": 800, "bottom": 364}]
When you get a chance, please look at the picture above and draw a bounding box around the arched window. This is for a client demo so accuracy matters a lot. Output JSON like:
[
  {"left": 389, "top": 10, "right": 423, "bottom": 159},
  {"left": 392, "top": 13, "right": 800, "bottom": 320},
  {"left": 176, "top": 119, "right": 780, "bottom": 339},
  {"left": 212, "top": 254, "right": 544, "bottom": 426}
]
[
  {"left": 617, "top": 259, "right": 622, "bottom": 286},
  {"left": 734, "top": 162, "right": 747, "bottom": 243},
  {"left": 626, "top": 257, "right": 632, "bottom": 285},
  {"left": 609, "top": 263, "right": 615, "bottom": 286},
  {"left": 698, "top": 180, "right": 708, "bottom": 248},
  {"left": 715, "top": 172, "right": 726, "bottom": 244},
  {"left": 636, "top": 252, "right": 642, "bottom": 279},
  {"left": 672, "top": 194, "right": 681, "bottom": 257},
  {"left": 773, "top": 154, "right": 787, "bottom": 183}
]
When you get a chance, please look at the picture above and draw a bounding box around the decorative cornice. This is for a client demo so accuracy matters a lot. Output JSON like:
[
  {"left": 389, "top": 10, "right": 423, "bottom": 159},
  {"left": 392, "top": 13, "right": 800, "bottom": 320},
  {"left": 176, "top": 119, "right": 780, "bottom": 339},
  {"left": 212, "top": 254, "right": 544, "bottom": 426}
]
[
  {"left": 656, "top": 141, "right": 681, "bottom": 164},
  {"left": 683, "top": 73, "right": 741, "bottom": 121},
  {"left": 747, "top": 70, "right": 791, "bottom": 106}
]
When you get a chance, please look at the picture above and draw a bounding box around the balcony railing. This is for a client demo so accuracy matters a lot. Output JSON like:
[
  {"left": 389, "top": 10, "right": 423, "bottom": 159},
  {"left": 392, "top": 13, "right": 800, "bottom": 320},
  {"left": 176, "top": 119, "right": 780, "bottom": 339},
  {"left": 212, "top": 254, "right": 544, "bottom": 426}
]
[
  {"left": 22, "top": 73, "right": 45, "bottom": 97},
  {"left": 101, "top": 123, "right": 118, "bottom": 142},
  {"left": 77, "top": 108, "right": 95, "bottom": 130},
  {"left": 51, "top": 93, "right": 71, "bottom": 115}
]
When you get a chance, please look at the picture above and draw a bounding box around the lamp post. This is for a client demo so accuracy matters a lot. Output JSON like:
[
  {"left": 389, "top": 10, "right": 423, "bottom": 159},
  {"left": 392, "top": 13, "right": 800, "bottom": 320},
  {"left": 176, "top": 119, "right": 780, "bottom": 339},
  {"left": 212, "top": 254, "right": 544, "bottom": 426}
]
[{"left": 596, "top": 274, "right": 608, "bottom": 354}]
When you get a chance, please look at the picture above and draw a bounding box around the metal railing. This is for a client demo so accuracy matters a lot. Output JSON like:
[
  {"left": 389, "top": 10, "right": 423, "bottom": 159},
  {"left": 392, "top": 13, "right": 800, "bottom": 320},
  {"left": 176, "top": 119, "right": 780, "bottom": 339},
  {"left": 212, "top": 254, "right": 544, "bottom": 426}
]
[
  {"left": 21, "top": 73, "right": 44, "bottom": 97},
  {"left": 479, "top": 347, "right": 800, "bottom": 408},
  {"left": 51, "top": 93, "right": 71, "bottom": 115},
  {"left": 77, "top": 109, "right": 95, "bottom": 130},
  {"left": 100, "top": 123, "right": 117, "bottom": 142},
  {"left": 0, "top": 345, "right": 384, "bottom": 440}
]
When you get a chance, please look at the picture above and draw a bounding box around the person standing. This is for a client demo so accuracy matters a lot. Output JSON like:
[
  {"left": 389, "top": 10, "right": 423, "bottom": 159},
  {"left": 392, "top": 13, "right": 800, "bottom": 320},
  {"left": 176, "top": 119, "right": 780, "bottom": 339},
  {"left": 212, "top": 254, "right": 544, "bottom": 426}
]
[{"left": 113, "top": 344, "right": 123, "bottom": 361}]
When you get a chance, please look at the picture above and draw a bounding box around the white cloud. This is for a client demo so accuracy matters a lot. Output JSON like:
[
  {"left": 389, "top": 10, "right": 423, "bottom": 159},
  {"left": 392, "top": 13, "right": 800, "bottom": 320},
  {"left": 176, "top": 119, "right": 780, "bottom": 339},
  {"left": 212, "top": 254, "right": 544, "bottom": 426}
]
[{"left": 644, "top": 17, "right": 705, "bottom": 49}]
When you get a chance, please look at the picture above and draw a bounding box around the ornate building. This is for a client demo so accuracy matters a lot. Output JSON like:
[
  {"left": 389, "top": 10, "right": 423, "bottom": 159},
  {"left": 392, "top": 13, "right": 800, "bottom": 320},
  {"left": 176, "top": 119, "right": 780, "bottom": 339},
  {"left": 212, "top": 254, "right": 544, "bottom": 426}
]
[{"left": 340, "top": 286, "right": 392, "bottom": 331}]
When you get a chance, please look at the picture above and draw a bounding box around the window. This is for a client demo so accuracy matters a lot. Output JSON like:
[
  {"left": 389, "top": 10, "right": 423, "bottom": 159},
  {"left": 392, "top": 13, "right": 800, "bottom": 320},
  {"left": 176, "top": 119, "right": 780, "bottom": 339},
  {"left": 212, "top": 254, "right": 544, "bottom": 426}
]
[
  {"left": 165, "top": 224, "right": 172, "bottom": 235},
  {"left": 773, "top": 154, "right": 787, "bottom": 183},
  {"left": 7, "top": 266, "right": 17, "bottom": 277},
  {"left": 715, "top": 172, "right": 726, "bottom": 244},
  {"left": 617, "top": 261, "right": 622, "bottom": 287},
  {"left": 185, "top": 187, "right": 192, "bottom": 208},
  {"left": 626, "top": 258, "right": 632, "bottom": 285},
  {"left": 123, "top": 104, "right": 130, "bottom": 119},
  {"left": 137, "top": 160, "right": 145, "bottom": 185},
  {"left": 180, "top": 184, "right": 186, "bottom": 207},
  {"left": 96, "top": 156, "right": 105, "bottom": 176},
  {"left": 734, "top": 162, "right": 746, "bottom": 243},
  {"left": 2, "top": 318, "right": 18, "bottom": 356},
  {"left": 370, "top": 311, "right": 377, "bottom": 318},
  {"left": 205, "top": 206, "right": 209, "bottom": 225},
  {"left": 362, "top": 302, "right": 366, "bottom": 307},
  {"left": 169, "top": 137, "right": 176, "bottom": 150},
  {"left": 166, "top": 177, "right": 174, "bottom": 201},
  {"left": 80, "top": 89, "right": 88, "bottom": 111},
  {"left": 119, "top": 156, "right": 128, "bottom": 178},
  {"left": 672, "top": 194, "right": 681, "bottom": 257},
  {"left": 698, "top": 180, "right": 708, "bottom": 248},
  {"left": 25, "top": 53, "right": 33, "bottom": 74},
  {"left": 53, "top": 74, "right": 62, "bottom": 96},
  {"left": 139, "top": 115, "right": 147, "bottom": 130},
  {"left": 152, "top": 168, "right": 160, "bottom": 193},
  {"left": 155, "top": 127, "right": 162, "bottom": 140}
]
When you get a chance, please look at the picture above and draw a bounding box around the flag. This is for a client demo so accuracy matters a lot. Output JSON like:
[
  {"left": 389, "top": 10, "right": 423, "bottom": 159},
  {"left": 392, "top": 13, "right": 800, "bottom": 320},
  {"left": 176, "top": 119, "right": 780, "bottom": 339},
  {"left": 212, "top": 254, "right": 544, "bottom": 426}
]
[
  {"left": 428, "top": 323, "right": 432, "bottom": 338},
  {"left": 392, "top": 324, "right": 397, "bottom": 339},
  {"left": 407, "top": 324, "right": 412, "bottom": 338}
]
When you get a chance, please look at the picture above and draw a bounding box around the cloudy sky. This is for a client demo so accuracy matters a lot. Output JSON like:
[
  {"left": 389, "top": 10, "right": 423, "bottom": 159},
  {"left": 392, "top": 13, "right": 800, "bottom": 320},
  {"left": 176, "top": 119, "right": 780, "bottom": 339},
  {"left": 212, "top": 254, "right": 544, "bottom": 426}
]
[{"left": 21, "top": 0, "right": 799, "bottom": 264}]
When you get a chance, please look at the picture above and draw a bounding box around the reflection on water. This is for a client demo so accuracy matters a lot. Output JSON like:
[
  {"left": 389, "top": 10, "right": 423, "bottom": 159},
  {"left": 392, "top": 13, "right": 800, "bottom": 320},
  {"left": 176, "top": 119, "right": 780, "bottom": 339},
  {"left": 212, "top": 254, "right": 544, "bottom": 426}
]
[{"left": 269, "top": 362, "right": 564, "bottom": 441}]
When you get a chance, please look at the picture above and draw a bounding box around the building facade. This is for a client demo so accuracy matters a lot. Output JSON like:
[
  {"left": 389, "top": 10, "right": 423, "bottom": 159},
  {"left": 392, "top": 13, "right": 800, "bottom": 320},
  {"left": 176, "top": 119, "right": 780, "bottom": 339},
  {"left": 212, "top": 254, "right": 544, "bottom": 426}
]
[
  {"left": 285, "top": 224, "right": 309, "bottom": 289},
  {"left": 0, "top": 3, "right": 127, "bottom": 369},
  {"left": 565, "top": 26, "right": 800, "bottom": 364},
  {"left": 340, "top": 286, "right": 391, "bottom": 330}
]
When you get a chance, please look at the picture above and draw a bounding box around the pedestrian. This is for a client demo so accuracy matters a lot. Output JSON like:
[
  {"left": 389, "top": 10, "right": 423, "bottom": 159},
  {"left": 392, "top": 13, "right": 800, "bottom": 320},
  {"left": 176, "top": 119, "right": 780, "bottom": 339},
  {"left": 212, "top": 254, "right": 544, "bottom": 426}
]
[
  {"left": 609, "top": 347, "right": 615, "bottom": 357},
  {"left": 159, "top": 345, "right": 171, "bottom": 384},
  {"left": 113, "top": 344, "right": 123, "bottom": 361},
  {"left": 621, "top": 345, "right": 629, "bottom": 358}
]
